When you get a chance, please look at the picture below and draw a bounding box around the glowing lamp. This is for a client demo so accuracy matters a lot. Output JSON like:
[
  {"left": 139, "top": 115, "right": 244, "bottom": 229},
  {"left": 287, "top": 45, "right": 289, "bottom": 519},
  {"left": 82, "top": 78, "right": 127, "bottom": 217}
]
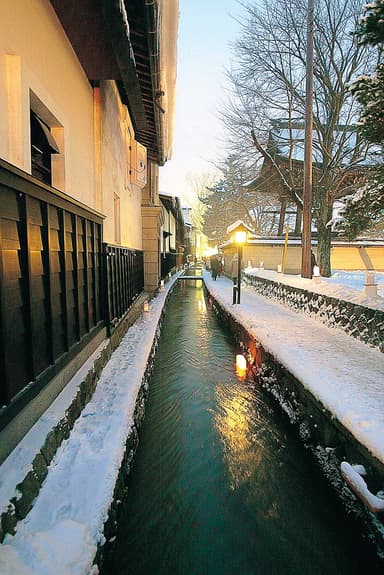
[
  {"left": 143, "top": 301, "right": 149, "bottom": 312},
  {"left": 236, "top": 354, "right": 247, "bottom": 372},
  {"left": 235, "top": 230, "right": 247, "bottom": 245}
]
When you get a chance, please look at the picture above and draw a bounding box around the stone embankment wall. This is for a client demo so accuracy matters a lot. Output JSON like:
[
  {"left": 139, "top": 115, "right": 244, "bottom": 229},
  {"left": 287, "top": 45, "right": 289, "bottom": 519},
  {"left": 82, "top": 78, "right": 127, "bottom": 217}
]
[{"left": 243, "top": 273, "right": 384, "bottom": 352}]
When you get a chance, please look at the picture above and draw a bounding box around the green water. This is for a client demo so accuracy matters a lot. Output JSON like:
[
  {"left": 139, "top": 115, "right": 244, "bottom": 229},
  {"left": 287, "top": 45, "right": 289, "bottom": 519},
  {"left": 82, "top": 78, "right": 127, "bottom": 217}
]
[{"left": 104, "top": 282, "right": 382, "bottom": 574}]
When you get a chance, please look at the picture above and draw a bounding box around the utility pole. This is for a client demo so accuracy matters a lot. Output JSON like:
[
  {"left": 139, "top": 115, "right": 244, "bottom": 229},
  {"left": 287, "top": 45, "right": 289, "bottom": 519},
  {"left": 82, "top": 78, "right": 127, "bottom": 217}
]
[{"left": 301, "top": 0, "right": 314, "bottom": 278}]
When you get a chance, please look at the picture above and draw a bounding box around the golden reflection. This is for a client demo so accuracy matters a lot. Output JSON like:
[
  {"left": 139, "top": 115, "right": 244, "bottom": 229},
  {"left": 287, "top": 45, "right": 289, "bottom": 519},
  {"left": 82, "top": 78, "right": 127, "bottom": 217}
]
[
  {"left": 193, "top": 287, "right": 207, "bottom": 313},
  {"left": 236, "top": 354, "right": 247, "bottom": 379},
  {"left": 215, "top": 383, "right": 263, "bottom": 492},
  {"left": 214, "top": 381, "right": 282, "bottom": 521},
  {"left": 198, "top": 297, "right": 207, "bottom": 313}
]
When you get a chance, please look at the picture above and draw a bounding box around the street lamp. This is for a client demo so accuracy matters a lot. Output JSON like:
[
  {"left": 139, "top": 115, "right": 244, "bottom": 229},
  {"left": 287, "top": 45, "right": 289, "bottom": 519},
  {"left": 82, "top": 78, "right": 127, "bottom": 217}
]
[{"left": 227, "top": 221, "right": 251, "bottom": 304}]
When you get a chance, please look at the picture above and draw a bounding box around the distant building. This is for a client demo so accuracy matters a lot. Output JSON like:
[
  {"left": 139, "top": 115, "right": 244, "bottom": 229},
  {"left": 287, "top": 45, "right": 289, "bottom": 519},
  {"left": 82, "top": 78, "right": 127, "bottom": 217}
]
[
  {"left": 182, "top": 206, "right": 197, "bottom": 261},
  {"left": 159, "top": 192, "right": 185, "bottom": 276},
  {"left": 245, "top": 119, "right": 374, "bottom": 235}
]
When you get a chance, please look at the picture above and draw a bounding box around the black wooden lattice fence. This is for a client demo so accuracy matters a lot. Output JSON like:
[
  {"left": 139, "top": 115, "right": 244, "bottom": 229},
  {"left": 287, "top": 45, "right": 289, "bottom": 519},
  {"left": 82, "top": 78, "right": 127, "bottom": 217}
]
[
  {"left": 161, "top": 251, "right": 176, "bottom": 279},
  {"left": 0, "top": 161, "right": 104, "bottom": 416},
  {"left": 104, "top": 244, "right": 144, "bottom": 332},
  {"left": 0, "top": 160, "right": 146, "bottom": 429}
]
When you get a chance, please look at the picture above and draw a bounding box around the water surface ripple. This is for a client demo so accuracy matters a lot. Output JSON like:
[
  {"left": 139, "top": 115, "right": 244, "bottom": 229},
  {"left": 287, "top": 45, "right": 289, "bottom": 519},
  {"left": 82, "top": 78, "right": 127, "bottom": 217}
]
[{"left": 105, "top": 283, "right": 382, "bottom": 575}]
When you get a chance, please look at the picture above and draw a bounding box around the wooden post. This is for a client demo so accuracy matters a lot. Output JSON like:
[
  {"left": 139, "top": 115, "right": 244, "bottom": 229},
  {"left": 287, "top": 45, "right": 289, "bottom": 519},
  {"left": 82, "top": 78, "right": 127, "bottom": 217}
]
[
  {"left": 278, "top": 197, "right": 287, "bottom": 236},
  {"left": 20, "top": 193, "right": 35, "bottom": 380},
  {"left": 281, "top": 225, "right": 290, "bottom": 273},
  {"left": 42, "top": 203, "right": 54, "bottom": 364},
  {"left": 301, "top": 0, "right": 314, "bottom": 278}
]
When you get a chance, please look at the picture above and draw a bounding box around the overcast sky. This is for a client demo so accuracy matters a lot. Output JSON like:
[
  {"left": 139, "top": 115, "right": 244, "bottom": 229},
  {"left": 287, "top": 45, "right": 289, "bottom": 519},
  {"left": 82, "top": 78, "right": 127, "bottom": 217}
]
[{"left": 159, "top": 0, "right": 244, "bottom": 205}]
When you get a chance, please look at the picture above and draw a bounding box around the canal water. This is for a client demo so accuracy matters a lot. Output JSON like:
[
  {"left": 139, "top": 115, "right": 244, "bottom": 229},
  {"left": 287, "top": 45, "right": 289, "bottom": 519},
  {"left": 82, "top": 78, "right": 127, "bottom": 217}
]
[{"left": 104, "top": 281, "right": 382, "bottom": 575}]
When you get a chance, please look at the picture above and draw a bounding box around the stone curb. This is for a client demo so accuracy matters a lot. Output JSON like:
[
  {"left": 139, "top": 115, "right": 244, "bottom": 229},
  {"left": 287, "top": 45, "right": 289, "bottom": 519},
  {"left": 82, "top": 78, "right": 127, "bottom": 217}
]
[{"left": 243, "top": 273, "right": 384, "bottom": 352}]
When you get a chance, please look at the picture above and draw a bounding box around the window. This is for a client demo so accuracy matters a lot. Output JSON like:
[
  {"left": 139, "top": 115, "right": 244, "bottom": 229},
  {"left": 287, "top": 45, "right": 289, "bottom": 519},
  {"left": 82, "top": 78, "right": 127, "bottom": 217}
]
[{"left": 30, "top": 110, "right": 60, "bottom": 185}]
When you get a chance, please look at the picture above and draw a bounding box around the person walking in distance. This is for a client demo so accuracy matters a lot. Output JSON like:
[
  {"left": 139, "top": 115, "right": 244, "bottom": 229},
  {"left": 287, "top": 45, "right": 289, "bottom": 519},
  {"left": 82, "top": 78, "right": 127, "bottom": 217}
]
[{"left": 210, "top": 255, "right": 219, "bottom": 280}]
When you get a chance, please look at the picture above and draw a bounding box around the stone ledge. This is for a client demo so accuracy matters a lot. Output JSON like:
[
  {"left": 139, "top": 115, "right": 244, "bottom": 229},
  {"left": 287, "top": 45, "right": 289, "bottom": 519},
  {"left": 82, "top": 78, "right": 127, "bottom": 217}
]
[{"left": 243, "top": 273, "right": 384, "bottom": 352}]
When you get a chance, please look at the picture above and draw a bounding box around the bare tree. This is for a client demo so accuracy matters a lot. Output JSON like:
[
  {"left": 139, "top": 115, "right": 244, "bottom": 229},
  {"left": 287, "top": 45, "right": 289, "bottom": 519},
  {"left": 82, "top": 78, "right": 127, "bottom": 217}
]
[
  {"left": 221, "top": 0, "right": 380, "bottom": 275},
  {"left": 184, "top": 171, "right": 217, "bottom": 233},
  {"left": 198, "top": 154, "right": 280, "bottom": 244}
]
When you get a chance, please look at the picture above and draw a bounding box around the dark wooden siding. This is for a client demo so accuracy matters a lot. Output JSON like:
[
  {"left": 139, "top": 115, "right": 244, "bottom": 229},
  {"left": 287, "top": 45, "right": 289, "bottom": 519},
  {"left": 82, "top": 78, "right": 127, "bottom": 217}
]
[
  {"left": 0, "top": 160, "right": 146, "bottom": 429},
  {"left": 0, "top": 161, "right": 104, "bottom": 412}
]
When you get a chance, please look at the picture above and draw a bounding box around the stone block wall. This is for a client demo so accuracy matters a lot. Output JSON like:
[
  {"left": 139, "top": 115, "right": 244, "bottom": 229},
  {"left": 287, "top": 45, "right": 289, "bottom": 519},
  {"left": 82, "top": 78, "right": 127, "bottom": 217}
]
[{"left": 243, "top": 273, "right": 384, "bottom": 352}]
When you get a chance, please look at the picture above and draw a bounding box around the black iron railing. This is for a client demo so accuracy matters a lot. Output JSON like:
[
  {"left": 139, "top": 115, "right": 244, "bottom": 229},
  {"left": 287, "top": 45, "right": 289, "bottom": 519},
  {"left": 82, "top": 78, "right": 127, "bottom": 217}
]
[
  {"left": 103, "top": 244, "right": 144, "bottom": 331},
  {"left": 161, "top": 251, "right": 176, "bottom": 278}
]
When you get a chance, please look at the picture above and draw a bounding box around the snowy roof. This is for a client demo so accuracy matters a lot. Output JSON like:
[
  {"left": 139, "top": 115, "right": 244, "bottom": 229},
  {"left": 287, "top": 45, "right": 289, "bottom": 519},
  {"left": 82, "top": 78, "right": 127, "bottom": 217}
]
[
  {"left": 158, "top": 189, "right": 174, "bottom": 197},
  {"left": 226, "top": 220, "right": 254, "bottom": 235}
]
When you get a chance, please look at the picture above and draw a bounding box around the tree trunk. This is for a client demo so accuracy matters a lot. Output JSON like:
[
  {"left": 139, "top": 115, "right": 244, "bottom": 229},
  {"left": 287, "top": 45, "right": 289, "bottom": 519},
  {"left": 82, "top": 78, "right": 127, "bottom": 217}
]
[
  {"left": 316, "top": 201, "right": 333, "bottom": 277},
  {"left": 294, "top": 207, "right": 302, "bottom": 235}
]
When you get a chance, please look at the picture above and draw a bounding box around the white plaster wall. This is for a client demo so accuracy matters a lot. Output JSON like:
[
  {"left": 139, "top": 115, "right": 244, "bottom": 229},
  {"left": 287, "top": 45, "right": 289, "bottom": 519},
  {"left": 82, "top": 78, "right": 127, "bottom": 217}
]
[
  {"left": 0, "top": 0, "right": 95, "bottom": 207},
  {"left": 100, "top": 81, "right": 143, "bottom": 249}
]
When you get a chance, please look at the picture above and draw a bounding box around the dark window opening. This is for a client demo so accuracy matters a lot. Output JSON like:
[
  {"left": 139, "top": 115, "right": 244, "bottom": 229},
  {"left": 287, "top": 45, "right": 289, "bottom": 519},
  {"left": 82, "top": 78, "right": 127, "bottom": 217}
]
[{"left": 30, "top": 111, "right": 60, "bottom": 185}]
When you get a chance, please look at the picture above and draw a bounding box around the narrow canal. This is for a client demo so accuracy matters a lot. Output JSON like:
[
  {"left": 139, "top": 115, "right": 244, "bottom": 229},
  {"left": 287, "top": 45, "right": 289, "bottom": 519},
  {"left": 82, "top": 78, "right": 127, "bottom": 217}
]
[{"left": 104, "top": 281, "right": 382, "bottom": 575}]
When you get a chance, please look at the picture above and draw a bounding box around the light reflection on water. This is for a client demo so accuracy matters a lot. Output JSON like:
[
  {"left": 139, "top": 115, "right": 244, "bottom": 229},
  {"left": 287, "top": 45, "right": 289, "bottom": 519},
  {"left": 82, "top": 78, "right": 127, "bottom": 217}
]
[
  {"left": 214, "top": 382, "right": 265, "bottom": 492},
  {"left": 104, "top": 282, "right": 382, "bottom": 575}
]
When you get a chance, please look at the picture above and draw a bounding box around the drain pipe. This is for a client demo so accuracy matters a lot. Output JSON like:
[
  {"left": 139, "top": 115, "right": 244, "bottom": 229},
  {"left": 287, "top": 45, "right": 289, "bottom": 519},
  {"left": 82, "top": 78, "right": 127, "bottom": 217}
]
[
  {"left": 340, "top": 462, "right": 384, "bottom": 513},
  {"left": 144, "top": 0, "right": 166, "bottom": 165}
]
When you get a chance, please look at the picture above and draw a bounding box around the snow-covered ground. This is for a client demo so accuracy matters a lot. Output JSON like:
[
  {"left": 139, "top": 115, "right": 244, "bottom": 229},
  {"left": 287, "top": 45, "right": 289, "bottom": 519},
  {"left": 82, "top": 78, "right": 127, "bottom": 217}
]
[
  {"left": 0, "top": 269, "right": 383, "bottom": 574},
  {"left": 326, "top": 270, "right": 384, "bottom": 292},
  {"left": 244, "top": 267, "right": 384, "bottom": 310}
]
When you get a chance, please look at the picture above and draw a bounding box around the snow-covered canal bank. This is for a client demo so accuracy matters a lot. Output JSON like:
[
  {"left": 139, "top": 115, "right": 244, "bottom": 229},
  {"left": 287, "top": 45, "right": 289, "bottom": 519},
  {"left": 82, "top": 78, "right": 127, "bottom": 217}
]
[{"left": 1, "top": 268, "right": 383, "bottom": 573}]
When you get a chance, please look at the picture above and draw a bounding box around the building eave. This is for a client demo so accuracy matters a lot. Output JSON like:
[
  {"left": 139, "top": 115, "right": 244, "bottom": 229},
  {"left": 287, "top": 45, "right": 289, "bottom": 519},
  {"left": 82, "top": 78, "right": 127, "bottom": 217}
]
[{"left": 50, "top": 0, "right": 178, "bottom": 165}]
